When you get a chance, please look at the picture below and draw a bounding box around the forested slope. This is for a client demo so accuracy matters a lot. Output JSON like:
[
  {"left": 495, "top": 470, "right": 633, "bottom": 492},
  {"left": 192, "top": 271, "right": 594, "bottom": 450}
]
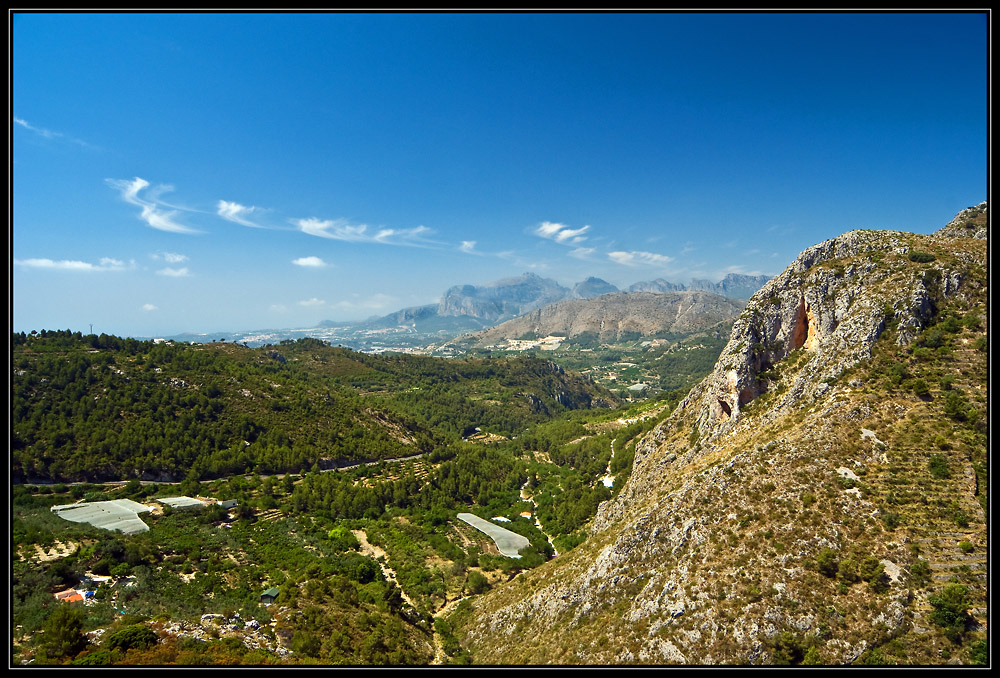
[{"left": 12, "top": 334, "right": 615, "bottom": 483}]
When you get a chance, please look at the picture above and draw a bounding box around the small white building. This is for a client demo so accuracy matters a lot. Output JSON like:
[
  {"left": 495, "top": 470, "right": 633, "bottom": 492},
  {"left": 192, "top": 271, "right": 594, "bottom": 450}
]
[{"left": 157, "top": 496, "right": 208, "bottom": 510}]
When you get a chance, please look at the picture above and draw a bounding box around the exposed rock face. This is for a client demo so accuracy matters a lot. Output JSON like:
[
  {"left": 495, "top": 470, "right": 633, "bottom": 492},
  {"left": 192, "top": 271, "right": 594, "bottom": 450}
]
[
  {"left": 472, "top": 291, "right": 745, "bottom": 345},
  {"left": 935, "top": 201, "right": 987, "bottom": 240},
  {"left": 454, "top": 213, "right": 988, "bottom": 666},
  {"left": 608, "top": 227, "right": 978, "bottom": 519}
]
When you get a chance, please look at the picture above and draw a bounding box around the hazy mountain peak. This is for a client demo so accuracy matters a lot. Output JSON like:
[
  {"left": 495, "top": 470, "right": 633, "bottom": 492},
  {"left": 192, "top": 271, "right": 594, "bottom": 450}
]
[{"left": 571, "top": 277, "right": 619, "bottom": 299}]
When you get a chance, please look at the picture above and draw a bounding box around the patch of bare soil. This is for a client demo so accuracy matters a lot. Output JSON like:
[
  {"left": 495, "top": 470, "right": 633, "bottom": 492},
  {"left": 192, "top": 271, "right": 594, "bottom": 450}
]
[
  {"left": 31, "top": 540, "right": 78, "bottom": 563},
  {"left": 352, "top": 530, "right": 416, "bottom": 608}
]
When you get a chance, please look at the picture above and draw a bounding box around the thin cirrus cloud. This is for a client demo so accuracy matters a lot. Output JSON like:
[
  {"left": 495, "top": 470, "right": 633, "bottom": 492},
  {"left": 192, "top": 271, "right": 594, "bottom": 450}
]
[
  {"left": 217, "top": 200, "right": 264, "bottom": 228},
  {"left": 294, "top": 218, "right": 435, "bottom": 246},
  {"left": 608, "top": 250, "right": 674, "bottom": 267},
  {"left": 14, "top": 116, "right": 98, "bottom": 149},
  {"left": 459, "top": 241, "right": 478, "bottom": 254},
  {"left": 534, "top": 221, "right": 591, "bottom": 244},
  {"left": 292, "top": 256, "right": 327, "bottom": 268},
  {"left": 15, "top": 257, "right": 132, "bottom": 272},
  {"left": 107, "top": 177, "right": 201, "bottom": 234}
]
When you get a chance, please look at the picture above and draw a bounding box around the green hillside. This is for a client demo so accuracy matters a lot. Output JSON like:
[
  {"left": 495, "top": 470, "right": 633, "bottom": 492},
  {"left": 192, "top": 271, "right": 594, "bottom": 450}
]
[{"left": 12, "top": 334, "right": 616, "bottom": 483}]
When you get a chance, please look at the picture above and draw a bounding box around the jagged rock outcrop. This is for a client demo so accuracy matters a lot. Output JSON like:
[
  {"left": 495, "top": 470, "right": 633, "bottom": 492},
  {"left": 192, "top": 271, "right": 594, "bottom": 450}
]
[
  {"left": 472, "top": 291, "right": 744, "bottom": 345},
  {"left": 606, "top": 226, "right": 979, "bottom": 522},
  {"left": 454, "top": 207, "right": 988, "bottom": 666},
  {"left": 935, "top": 201, "right": 987, "bottom": 240}
]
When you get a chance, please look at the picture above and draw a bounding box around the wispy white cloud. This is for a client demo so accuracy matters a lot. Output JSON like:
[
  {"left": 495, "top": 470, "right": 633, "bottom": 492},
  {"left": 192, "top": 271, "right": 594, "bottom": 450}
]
[
  {"left": 14, "top": 117, "right": 98, "bottom": 149},
  {"left": 107, "top": 177, "right": 200, "bottom": 234},
  {"left": 459, "top": 241, "right": 478, "bottom": 254},
  {"left": 294, "top": 217, "right": 434, "bottom": 246},
  {"left": 568, "top": 247, "right": 596, "bottom": 260},
  {"left": 151, "top": 252, "right": 189, "bottom": 264},
  {"left": 142, "top": 303, "right": 158, "bottom": 312},
  {"left": 297, "top": 297, "right": 326, "bottom": 307},
  {"left": 608, "top": 250, "right": 674, "bottom": 267},
  {"left": 534, "top": 221, "right": 591, "bottom": 244},
  {"left": 372, "top": 226, "right": 433, "bottom": 243},
  {"left": 217, "top": 200, "right": 264, "bottom": 228},
  {"left": 292, "top": 256, "right": 327, "bottom": 268},
  {"left": 15, "top": 257, "right": 133, "bottom": 272},
  {"left": 296, "top": 218, "right": 368, "bottom": 241},
  {"left": 14, "top": 117, "right": 59, "bottom": 139},
  {"left": 156, "top": 267, "right": 190, "bottom": 277}
]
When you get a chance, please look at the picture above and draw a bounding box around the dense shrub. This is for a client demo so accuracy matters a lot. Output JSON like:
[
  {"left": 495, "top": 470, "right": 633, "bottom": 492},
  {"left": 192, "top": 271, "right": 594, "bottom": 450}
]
[
  {"left": 929, "top": 582, "right": 971, "bottom": 642},
  {"left": 816, "top": 548, "right": 839, "bottom": 578},
  {"left": 928, "top": 455, "right": 951, "bottom": 479},
  {"left": 104, "top": 624, "right": 159, "bottom": 653}
]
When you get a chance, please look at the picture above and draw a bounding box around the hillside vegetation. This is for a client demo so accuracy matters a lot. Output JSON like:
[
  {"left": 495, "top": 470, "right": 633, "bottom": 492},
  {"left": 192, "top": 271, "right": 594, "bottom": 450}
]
[
  {"left": 12, "top": 331, "right": 672, "bottom": 666},
  {"left": 12, "top": 336, "right": 614, "bottom": 483},
  {"left": 452, "top": 209, "right": 988, "bottom": 665}
]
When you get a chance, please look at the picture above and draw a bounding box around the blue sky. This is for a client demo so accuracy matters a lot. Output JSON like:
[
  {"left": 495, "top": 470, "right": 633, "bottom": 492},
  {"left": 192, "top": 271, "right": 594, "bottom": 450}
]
[{"left": 12, "top": 11, "right": 988, "bottom": 338}]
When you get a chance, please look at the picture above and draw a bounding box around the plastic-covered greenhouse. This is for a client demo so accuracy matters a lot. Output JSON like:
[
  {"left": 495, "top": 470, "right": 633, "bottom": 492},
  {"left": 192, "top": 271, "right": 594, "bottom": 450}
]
[{"left": 51, "top": 499, "right": 152, "bottom": 535}]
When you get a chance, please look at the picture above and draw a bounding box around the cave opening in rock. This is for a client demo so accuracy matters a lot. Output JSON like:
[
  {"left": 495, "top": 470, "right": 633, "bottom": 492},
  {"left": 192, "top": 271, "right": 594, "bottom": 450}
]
[
  {"left": 717, "top": 399, "right": 732, "bottom": 421},
  {"left": 791, "top": 297, "right": 810, "bottom": 350}
]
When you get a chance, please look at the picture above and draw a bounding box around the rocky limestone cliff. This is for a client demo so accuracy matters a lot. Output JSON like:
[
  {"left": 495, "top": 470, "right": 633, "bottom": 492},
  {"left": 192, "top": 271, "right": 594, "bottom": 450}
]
[
  {"left": 600, "top": 225, "right": 983, "bottom": 528},
  {"left": 453, "top": 207, "right": 988, "bottom": 666}
]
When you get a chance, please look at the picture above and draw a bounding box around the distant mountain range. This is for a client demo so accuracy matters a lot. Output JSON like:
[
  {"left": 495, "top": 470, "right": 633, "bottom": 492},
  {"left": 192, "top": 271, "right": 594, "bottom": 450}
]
[
  {"left": 470, "top": 291, "right": 746, "bottom": 346},
  {"left": 628, "top": 273, "right": 774, "bottom": 300},
  {"left": 321, "top": 272, "right": 772, "bottom": 332},
  {"left": 155, "top": 272, "right": 772, "bottom": 350}
]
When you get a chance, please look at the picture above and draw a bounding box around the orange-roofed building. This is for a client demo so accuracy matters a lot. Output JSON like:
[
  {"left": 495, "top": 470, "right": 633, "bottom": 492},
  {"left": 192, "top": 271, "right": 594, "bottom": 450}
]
[{"left": 54, "top": 588, "right": 85, "bottom": 603}]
